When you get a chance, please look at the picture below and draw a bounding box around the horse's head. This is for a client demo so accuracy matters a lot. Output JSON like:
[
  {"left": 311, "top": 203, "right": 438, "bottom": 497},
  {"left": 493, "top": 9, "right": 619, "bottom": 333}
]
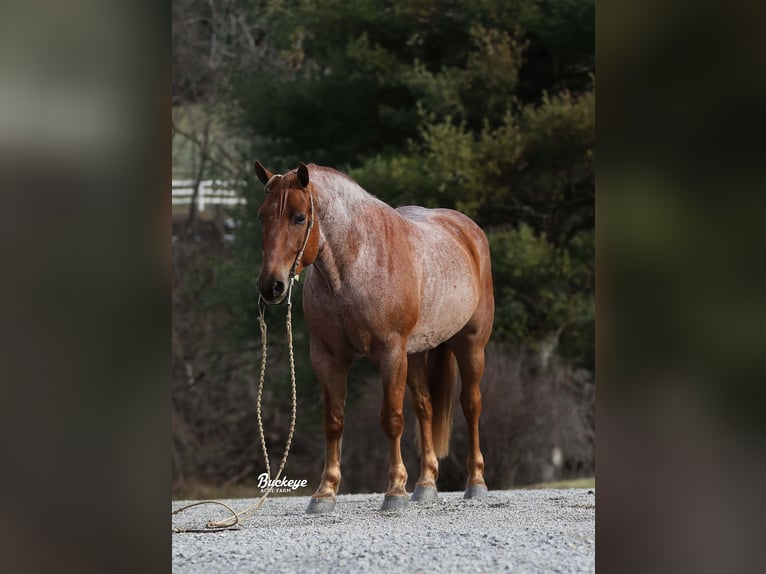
[{"left": 254, "top": 160, "right": 320, "bottom": 304}]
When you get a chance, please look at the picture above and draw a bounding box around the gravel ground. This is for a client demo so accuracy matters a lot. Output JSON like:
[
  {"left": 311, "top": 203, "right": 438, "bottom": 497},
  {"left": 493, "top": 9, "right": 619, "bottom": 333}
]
[{"left": 172, "top": 489, "right": 595, "bottom": 573}]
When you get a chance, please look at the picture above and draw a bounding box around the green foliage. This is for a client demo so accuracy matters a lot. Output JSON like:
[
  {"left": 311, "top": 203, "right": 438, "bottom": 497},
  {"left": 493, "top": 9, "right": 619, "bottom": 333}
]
[
  {"left": 488, "top": 225, "right": 594, "bottom": 368},
  {"left": 228, "top": 0, "right": 593, "bottom": 164},
  {"left": 349, "top": 87, "right": 594, "bottom": 233}
]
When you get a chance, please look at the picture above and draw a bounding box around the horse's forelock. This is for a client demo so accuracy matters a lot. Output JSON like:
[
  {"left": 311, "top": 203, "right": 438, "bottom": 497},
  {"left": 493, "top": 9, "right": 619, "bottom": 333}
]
[{"left": 273, "top": 172, "right": 302, "bottom": 217}]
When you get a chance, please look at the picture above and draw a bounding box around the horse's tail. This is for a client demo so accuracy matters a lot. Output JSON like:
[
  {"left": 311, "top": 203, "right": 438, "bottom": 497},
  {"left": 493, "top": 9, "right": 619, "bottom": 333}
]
[{"left": 426, "top": 343, "right": 457, "bottom": 458}]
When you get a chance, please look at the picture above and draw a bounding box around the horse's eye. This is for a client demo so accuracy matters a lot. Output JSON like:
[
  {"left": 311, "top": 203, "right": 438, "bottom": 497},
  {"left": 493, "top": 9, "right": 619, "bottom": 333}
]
[{"left": 294, "top": 213, "right": 306, "bottom": 225}]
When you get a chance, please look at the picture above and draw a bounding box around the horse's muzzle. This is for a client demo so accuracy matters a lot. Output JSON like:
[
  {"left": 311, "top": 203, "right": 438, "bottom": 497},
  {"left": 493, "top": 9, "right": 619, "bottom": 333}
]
[{"left": 257, "top": 275, "right": 289, "bottom": 305}]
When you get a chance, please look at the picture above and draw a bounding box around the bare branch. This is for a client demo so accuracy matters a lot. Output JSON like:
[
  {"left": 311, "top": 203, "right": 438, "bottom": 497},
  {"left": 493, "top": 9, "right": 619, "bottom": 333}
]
[{"left": 172, "top": 118, "right": 243, "bottom": 177}]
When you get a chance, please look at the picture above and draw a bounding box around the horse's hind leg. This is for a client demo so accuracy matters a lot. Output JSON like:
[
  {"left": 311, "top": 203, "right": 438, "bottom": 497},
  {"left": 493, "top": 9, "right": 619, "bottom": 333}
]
[
  {"left": 406, "top": 352, "right": 439, "bottom": 502},
  {"left": 450, "top": 334, "right": 489, "bottom": 499},
  {"left": 306, "top": 343, "right": 351, "bottom": 514}
]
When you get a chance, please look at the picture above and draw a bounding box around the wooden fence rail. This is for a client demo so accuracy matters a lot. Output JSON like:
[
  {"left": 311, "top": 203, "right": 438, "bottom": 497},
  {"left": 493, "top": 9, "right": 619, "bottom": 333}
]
[{"left": 172, "top": 180, "right": 246, "bottom": 211}]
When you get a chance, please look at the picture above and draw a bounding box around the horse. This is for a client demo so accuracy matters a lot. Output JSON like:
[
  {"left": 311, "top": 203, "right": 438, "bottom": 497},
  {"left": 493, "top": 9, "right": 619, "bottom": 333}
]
[{"left": 253, "top": 161, "right": 495, "bottom": 513}]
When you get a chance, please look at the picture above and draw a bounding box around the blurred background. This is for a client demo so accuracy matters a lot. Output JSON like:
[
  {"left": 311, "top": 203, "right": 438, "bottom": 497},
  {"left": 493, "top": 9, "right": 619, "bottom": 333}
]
[{"left": 171, "top": 0, "right": 595, "bottom": 498}]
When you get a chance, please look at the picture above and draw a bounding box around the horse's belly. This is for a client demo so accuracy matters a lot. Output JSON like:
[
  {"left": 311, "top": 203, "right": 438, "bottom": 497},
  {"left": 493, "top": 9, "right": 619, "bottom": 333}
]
[{"left": 406, "top": 271, "right": 478, "bottom": 354}]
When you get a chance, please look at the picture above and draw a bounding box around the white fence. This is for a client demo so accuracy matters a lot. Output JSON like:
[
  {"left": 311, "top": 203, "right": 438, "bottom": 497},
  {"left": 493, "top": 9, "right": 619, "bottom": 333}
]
[{"left": 172, "top": 180, "right": 246, "bottom": 211}]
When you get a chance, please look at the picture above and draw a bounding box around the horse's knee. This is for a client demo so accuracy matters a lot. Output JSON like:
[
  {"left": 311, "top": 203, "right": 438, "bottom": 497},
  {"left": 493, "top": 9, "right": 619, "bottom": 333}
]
[{"left": 325, "top": 413, "right": 344, "bottom": 439}]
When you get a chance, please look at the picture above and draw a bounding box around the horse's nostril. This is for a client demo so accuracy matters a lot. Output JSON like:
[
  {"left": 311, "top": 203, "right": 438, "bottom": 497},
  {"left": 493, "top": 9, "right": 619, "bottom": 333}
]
[{"left": 273, "top": 281, "right": 285, "bottom": 297}]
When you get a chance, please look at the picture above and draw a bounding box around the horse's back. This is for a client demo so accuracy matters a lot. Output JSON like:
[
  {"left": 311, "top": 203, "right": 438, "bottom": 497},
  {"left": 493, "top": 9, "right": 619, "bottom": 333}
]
[
  {"left": 396, "top": 206, "right": 491, "bottom": 276},
  {"left": 395, "top": 206, "right": 493, "bottom": 353}
]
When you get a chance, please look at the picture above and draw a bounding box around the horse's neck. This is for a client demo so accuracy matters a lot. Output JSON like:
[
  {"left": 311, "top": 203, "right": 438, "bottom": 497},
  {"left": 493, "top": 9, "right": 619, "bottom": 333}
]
[{"left": 311, "top": 174, "right": 397, "bottom": 291}]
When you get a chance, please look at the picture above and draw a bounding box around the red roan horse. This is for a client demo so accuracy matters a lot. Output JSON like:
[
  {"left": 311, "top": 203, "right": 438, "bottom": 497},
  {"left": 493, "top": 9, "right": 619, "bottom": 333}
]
[{"left": 254, "top": 161, "right": 494, "bottom": 512}]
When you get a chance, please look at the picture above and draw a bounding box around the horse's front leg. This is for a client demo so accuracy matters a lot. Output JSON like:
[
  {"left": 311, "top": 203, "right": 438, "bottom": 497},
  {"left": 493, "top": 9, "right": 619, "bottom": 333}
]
[
  {"left": 375, "top": 339, "right": 409, "bottom": 511},
  {"left": 306, "top": 344, "right": 350, "bottom": 514}
]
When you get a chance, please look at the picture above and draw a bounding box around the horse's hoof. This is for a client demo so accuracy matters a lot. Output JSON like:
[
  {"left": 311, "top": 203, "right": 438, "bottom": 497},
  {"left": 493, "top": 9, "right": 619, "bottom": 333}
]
[
  {"left": 306, "top": 497, "right": 336, "bottom": 514},
  {"left": 464, "top": 484, "right": 489, "bottom": 499},
  {"left": 380, "top": 494, "right": 408, "bottom": 511},
  {"left": 411, "top": 485, "right": 438, "bottom": 502}
]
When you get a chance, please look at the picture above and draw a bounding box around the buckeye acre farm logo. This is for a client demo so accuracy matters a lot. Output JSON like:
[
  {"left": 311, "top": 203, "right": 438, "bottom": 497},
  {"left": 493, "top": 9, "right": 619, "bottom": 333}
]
[{"left": 257, "top": 472, "right": 309, "bottom": 494}]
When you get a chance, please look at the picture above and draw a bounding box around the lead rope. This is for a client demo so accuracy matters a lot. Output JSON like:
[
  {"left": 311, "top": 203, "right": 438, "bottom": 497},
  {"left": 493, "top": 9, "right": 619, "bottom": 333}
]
[{"left": 172, "top": 288, "right": 298, "bottom": 533}]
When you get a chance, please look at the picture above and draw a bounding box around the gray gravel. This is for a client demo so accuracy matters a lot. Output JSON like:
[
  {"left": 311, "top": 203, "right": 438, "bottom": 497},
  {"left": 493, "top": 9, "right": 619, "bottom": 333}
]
[{"left": 172, "top": 489, "right": 594, "bottom": 573}]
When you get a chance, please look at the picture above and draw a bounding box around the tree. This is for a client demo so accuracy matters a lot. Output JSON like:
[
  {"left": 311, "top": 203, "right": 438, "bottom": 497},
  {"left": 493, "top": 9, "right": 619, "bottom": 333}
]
[
  {"left": 172, "top": 0, "right": 268, "bottom": 229},
  {"left": 228, "top": 0, "right": 594, "bottom": 166}
]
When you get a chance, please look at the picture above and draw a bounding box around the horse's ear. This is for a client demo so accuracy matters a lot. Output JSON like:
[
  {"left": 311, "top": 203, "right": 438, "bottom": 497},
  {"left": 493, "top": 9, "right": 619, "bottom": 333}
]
[
  {"left": 253, "top": 160, "right": 273, "bottom": 187},
  {"left": 297, "top": 162, "right": 310, "bottom": 188}
]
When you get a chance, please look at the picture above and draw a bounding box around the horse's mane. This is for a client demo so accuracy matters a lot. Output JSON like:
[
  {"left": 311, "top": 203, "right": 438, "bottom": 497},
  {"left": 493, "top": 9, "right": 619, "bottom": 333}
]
[
  {"left": 270, "top": 164, "right": 388, "bottom": 227},
  {"left": 306, "top": 164, "right": 386, "bottom": 211}
]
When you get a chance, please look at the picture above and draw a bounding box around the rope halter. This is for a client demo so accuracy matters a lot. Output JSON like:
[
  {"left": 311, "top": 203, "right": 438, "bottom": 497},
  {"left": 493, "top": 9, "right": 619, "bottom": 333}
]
[{"left": 287, "top": 191, "right": 315, "bottom": 290}]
